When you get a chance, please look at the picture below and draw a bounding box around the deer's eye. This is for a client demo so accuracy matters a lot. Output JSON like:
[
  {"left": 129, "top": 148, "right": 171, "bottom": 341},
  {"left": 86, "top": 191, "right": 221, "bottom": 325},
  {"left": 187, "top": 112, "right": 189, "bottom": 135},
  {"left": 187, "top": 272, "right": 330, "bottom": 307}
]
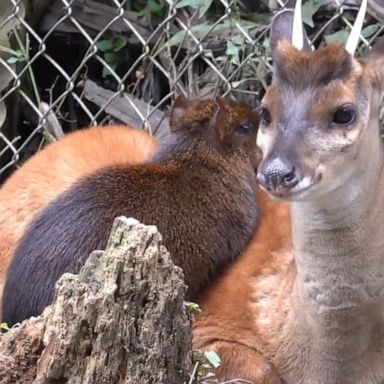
[
  {"left": 332, "top": 105, "right": 356, "bottom": 125},
  {"left": 260, "top": 107, "right": 271, "bottom": 125}
]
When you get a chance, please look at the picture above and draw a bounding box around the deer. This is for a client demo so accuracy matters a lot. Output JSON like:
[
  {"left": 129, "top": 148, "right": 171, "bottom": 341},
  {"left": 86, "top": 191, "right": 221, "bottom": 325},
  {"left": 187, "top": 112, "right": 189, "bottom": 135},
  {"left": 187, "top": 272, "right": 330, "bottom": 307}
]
[{"left": 194, "top": 0, "right": 384, "bottom": 382}]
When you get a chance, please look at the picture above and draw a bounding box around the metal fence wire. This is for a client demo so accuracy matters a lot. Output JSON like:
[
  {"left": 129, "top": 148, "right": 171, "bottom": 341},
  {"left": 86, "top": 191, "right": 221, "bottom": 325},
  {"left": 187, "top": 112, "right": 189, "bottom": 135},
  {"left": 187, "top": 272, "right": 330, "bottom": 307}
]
[{"left": 0, "top": 0, "right": 383, "bottom": 182}]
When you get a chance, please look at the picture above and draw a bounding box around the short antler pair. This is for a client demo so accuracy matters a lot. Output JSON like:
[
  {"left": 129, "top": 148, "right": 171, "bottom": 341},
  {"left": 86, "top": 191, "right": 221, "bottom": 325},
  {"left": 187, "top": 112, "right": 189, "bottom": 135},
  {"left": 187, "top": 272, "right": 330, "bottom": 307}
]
[{"left": 291, "top": 0, "right": 367, "bottom": 54}]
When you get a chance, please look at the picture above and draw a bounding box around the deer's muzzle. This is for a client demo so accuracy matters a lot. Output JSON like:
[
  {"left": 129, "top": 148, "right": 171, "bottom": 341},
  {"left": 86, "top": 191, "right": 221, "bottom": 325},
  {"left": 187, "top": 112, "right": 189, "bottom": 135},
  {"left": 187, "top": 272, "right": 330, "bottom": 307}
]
[{"left": 257, "top": 157, "right": 299, "bottom": 195}]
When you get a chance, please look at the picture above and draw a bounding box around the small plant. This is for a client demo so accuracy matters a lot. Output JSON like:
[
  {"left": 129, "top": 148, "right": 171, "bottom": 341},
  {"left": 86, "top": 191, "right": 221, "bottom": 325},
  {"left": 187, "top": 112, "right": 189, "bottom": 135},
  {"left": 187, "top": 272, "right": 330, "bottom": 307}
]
[
  {"left": 190, "top": 349, "right": 222, "bottom": 383},
  {"left": 96, "top": 37, "right": 129, "bottom": 78},
  {"left": 175, "top": 0, "right": 213, "bottom": 19},
  {"left": 184, "top": 301, "right": 202, "bottom": 314},
  {"left": 0, "top": 322, "right": 10, "bottom": 333},
  {"left": 2, "top": 47, "right": 25, "bottom": 65},
  {"left": 226, "top": 34, "right": 246, "bottom": 66},
  {"left": 137, "top": 0, "right": 165, "bottom": 23},
  {"left": 0, "top": 30, "right": 41, "bottom": 106}
]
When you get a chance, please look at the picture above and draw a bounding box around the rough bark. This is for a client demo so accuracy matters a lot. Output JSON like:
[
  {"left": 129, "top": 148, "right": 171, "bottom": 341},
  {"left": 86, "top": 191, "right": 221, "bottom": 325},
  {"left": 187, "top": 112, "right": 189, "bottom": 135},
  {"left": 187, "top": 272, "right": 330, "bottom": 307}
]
[{"left": 0, "top": 217, "right": 192, "bottom": 384}]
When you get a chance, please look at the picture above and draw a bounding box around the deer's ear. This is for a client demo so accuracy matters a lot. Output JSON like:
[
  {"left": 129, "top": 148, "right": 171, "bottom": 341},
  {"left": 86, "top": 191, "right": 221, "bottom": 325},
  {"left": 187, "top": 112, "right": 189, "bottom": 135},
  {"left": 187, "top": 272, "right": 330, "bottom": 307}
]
[
  {"left": 270, "top": 9, "right": 311, "bottom": 59},
  {"left": 170, "top": 96, "right": 192, "bottom": 130},
  {"left": 364, "top": 37, "right": 384, "bottom": 91}
]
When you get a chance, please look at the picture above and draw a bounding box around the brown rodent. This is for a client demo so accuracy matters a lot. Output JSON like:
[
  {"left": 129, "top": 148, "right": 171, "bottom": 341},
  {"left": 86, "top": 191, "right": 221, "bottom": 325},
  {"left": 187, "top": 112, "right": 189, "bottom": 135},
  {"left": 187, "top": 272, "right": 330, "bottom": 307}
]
[
  {"left": 2, "top": 96, "right": 260, "bottom": 325},
  {"left": 0, "top": 125, "right": 157, "bottom": 308}
]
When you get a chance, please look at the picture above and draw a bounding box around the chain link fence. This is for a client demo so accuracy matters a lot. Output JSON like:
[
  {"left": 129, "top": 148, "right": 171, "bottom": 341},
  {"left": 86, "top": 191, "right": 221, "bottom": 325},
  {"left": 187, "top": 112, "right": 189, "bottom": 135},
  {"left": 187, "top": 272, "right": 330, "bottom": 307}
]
[{"left": 0, "top": 0, "right": 383, "bottom": 183}]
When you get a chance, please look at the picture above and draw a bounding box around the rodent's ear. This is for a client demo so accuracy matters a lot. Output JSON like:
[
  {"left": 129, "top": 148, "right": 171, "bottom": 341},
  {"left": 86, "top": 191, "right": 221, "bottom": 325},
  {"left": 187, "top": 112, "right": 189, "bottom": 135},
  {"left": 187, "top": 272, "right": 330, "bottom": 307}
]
[
  {"left": 209, "top": 99, "right": 221, "bottom": 131},
  {"left": 170, "top": 96, "right": 192, "bottom": 130}
]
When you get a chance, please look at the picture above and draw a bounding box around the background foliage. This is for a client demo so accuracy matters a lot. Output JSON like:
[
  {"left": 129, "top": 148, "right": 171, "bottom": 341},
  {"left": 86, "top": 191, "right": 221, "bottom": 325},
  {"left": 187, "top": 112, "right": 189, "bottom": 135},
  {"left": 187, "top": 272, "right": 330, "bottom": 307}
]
[{"left": 0, "top": 0, "right": 383, "bottom": 183}]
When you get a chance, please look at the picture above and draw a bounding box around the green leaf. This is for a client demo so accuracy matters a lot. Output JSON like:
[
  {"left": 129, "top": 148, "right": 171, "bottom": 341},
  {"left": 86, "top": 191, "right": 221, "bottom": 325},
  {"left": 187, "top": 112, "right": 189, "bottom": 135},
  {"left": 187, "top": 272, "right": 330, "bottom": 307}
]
[
  {"left": 102, "top": 64, "right": 117, "bottom": 78},
  {"left": 232, "top": 34, "right": 245, "bottom": 46},
  {"left": 104, "top": 52, "right": 120, "bottom": 64},
  {"left": 324, "top": 30, "right": 349, "bottom": 45},
  {"left": 137, "top": 0, "right": 164, "bottom": 17},
  {"left": 361, "top": 24, "right": 380, "bottom": 39},
  {"left": 112, "top": 37, "right": 128, "bottom": 52},
  {"left": 136, "top": 8, "right": 147, "bottom": 18},
  {"left": 13, "top": 49, "right": 23, "bottom": 58},
  {"left": 204, "top": 350, "right": 221, "bottom": 368},
  {"left": 0, "top": 322, "right": 9, "bottom": 331},
  {"left": 175, "top": 0, "right": 205, "bottom": 10},
  {"left": 184, "top": 301, "right": 202, "bottom": 314},
  {"left": 175, "top": 0, "right": 213, "bottom": 19},
  {"left": 198, "top": 0, "right": 213, "bottom": 18},
  {"left": 168, "top": 19, "right": 258, "bottom": 47},
  {"left": 226, "top": 40, "right": 240, "bottom": 65},
  {"left": 302, "top": 0, "right": 322, "bottom": 27},
  {"left": 96, "top": 39, "right": 113, "bottom": 52},
  {"left": 7, "top": 55, "right": 23, "bottom": 64},
  {"left": 148, "top": 0, "right": 164, "bottom": 14},
  {"left": 262, "top": 38, "right": 270, "bottom": 50}
]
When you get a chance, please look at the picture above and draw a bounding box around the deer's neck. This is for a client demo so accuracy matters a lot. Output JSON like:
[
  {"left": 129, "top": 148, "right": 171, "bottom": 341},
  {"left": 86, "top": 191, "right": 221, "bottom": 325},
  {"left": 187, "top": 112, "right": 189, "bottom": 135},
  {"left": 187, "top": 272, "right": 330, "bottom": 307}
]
[{"left": 290, "top": 142, "right": 384, "bottom": 368}]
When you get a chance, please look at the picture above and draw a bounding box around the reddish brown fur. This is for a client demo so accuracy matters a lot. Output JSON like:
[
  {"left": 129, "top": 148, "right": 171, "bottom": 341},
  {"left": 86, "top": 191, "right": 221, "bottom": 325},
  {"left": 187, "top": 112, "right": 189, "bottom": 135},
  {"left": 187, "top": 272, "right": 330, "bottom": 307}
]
[
  {"left": 192, "top": 12, "right": 384, "bottom": 383},
  {"left": 2, "top": 97, "right": 260, "bottom": 324},
  {"left": 172, "top": 99, "right": 251, "bottom": 134},
  {"left": 194, "top": 188, "right": 291, "bottom": 383},
  {"left": 204, "top": 341, "right": 282, "bottom": 384},
  {"left": 274, "top": 40, "right": 352, "bottom": 88},
  {"left": 216, "top": 21, "right": 384, "bottom": 384},
  {"left": 0, "top": 125, "right": 157, "bottom": 302}
]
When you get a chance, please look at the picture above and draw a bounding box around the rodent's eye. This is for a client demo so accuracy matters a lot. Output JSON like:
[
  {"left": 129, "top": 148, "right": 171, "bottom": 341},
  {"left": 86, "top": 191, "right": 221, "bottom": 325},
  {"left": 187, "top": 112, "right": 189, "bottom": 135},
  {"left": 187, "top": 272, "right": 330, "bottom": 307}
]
[
  {"left": 236, "top": 123, "right": 252, "bottom": 135},
  {"left": 259, "top": 107, "right": 271, "bottom": 125},
  {"left": 332, "top": 105, "right": 356, "bottom": 126}
]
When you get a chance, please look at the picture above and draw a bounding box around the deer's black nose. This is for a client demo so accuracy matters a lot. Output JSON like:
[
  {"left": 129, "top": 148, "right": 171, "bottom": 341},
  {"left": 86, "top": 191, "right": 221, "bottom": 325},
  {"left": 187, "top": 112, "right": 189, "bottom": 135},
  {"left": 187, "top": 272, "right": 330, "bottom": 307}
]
[{"left": 257, "top": 158, "right": 298, "bottom": 192}]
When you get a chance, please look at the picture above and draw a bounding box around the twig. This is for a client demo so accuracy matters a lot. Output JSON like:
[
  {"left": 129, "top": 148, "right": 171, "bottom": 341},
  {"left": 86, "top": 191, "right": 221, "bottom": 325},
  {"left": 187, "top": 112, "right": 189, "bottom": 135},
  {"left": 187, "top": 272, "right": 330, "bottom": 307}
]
[
  {"left": 188, "top": 361, "right": 200, "bottom": 384},
  {"left": 39, "top": 102, "right": 64, "bottom": 140},
  {"left": 13, "top": 29, "right": 41, "bottom": 106}
]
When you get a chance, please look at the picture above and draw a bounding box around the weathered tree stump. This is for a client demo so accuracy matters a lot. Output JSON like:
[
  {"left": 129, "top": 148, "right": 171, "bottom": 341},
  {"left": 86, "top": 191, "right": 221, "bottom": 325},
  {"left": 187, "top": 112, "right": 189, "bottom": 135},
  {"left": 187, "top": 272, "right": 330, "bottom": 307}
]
[{"left": 0, "top": 217, "right": 192, "bottom": 384}]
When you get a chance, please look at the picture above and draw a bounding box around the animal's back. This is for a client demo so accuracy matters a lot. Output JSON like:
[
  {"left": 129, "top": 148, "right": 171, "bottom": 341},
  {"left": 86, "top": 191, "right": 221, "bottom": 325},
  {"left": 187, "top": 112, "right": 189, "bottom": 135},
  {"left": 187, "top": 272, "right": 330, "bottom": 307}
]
[
  {"left": 3, "top": 156, "right": 258, "bottom": 324},
  {"left": 0, "top": 125, "right": 157, "bottom": 298}
]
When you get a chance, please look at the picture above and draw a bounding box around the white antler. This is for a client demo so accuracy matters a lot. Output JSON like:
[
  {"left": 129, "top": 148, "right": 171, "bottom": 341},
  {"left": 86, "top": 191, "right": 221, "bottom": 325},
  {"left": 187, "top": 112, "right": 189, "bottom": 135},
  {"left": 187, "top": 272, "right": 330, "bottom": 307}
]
[
  {"left": 345, "top": 0, "right": 368, "bottom": 55},
  {"left": 292, "top": 0, "right": 304, "bottom": 50}
]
